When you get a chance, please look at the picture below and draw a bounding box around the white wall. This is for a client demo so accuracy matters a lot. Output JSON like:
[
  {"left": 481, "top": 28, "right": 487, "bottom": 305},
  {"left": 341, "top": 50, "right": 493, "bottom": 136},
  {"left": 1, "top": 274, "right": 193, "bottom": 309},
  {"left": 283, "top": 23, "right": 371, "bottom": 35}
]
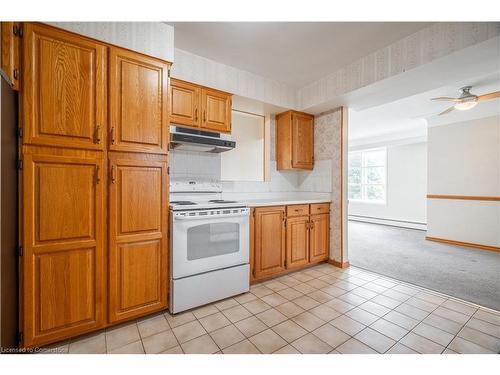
[
  {"left": 427, "top": 115, "right": 500, "bottom": 247},
  {"left": 349, "top": 142, "right": 427, "bottom": 227}
]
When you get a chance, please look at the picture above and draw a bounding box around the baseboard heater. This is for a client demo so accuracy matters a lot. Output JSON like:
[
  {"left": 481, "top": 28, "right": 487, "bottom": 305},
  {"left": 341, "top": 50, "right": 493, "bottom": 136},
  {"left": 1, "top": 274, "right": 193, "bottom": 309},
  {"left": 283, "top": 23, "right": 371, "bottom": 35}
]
[{"left": 348, "top": 215, "right": 427, "bottom": 231}]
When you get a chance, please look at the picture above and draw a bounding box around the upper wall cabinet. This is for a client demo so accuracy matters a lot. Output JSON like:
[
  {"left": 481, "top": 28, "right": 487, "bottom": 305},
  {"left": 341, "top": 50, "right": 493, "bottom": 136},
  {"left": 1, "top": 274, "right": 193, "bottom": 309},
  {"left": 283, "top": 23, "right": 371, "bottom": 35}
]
[
  {"left": 170, "top": 78, "right": 232, "bottom": 133},
  {"left": 22, "top": 23, "right": 107, "bottom": 150},
  {"left": 1, "top": 22, "right": 21, "bottom": 90},
  {"left": 276, "top": 110, "right": 314, "bottom": 170},
  {"left": 109, "top": 48, "right": 170, "bottom": 154}
]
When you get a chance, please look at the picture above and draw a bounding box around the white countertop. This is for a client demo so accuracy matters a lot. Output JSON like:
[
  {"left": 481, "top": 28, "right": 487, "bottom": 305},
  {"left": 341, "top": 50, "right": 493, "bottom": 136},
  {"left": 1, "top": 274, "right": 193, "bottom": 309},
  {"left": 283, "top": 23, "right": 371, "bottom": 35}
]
[{"left": 243, "top": 198, "right": 331, "bottom": 207}]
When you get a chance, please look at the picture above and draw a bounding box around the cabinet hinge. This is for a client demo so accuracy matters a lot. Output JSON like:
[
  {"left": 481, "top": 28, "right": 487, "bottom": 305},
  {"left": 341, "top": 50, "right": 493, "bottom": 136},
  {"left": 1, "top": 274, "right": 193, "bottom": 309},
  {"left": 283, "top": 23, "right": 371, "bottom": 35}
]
[
  {"left": 167, "top": 166, "right": 170, "bottom": 175},
  {"left": 17, "top": 246, "right": 23, "bottom": 257},
  {"left": 17, "top": 159, "right": 23, "bottom": 170},
  {"left": 167, "top": 69, "right": 171, "bottom": 78},
  {"left": 13, "top": 24, "right": 23, "bottom": 38},
  {"left": 13, "top": 69, "right": 19, "bottom": 81},
  {"left": 17, "top": 331, "right": 23, "bottom": 346},
  {"left": 17, "top": 127, "right": 23, "bottom": 138}
]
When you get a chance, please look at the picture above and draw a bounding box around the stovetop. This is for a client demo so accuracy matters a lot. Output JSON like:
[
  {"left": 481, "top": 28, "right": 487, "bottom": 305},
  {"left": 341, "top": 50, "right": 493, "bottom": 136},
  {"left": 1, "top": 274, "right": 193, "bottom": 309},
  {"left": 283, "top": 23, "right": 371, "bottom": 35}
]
[{"left": 170, "top": 199, "right": 245, "bottom": 211}]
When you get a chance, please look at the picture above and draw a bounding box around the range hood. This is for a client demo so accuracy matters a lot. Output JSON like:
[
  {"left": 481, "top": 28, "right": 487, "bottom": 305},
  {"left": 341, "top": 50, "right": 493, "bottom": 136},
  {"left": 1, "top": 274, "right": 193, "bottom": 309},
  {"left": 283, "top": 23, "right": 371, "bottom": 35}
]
[{"left": 170, "top": 125, "right": 236, "bottom": 153}]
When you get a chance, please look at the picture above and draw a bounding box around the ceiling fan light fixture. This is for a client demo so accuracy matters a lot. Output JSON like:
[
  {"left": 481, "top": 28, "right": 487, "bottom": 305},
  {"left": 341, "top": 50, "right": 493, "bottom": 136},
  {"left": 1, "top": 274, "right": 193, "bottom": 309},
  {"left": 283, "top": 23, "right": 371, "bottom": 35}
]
[{"left": 454, "top": 100, "right": 478, "bottom": 111}]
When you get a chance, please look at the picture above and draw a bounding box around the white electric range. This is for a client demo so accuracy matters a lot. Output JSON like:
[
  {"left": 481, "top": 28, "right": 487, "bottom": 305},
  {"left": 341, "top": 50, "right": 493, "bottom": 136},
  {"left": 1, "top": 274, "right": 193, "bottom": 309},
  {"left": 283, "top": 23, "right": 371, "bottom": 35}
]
[{"left": 169, "top": 181, "right": 250, "bottom": 313}]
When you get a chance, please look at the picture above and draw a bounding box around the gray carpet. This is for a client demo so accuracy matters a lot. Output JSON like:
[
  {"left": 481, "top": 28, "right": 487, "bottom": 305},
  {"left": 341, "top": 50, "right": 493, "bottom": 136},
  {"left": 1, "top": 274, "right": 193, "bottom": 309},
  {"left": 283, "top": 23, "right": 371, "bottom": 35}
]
[{"left": 348, "top": 221, "right": 500, "bottom": 311}]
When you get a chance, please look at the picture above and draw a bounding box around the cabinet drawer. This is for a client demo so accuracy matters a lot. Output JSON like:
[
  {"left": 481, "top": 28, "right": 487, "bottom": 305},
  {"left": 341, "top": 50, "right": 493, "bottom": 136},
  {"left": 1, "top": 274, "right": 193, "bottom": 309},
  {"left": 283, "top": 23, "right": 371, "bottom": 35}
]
[
  {"left": 286, "top": 204, "right": 310, "bottom": 217},
  {"left": 310, "top": 203, "right": 330, "bottom": 215}
]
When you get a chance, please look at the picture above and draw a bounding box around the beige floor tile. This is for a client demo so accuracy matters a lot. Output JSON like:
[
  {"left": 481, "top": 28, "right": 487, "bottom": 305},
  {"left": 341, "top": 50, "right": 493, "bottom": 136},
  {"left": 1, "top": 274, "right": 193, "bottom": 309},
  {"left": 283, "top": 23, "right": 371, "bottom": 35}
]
[
  {"left": 137, "top": 314, "right": 170, "bottom": 339},
  {"left": 222, "top": 305, "right": 253, "bottom": 323},
  {"left": 371, "top": 294, "right": 401, "bottom": 309},
  {"left": 457, "top": 327, "right": 500, "bottom": 352},
  {"left": 433, "top": 306, "right": 470, "bottom": 325},
  {"left": 106, "top": 323, "right": 141, "bottom": 351},
  {"left": 256, "top": 308, "right": 288, "bottom": 327},
  {"left": 142, "top": 330, "right": 179, "bottom": 354},
  {"left": 344, "top": 276, "right": 367, "bottom": 286},
  {"left": 172, "top": 320, "right": 206, "bottom": 343},
  {"left": 372, "top": 278, "right": 398, "bottom": 289},
  {"left": 69, "top": 332, "right": 106, "bottom": 354},
  {"left": 324, "top": 298, "right": 355, "bottom": 313},
  {"left": 266, "top": 281, "right": 288, "bottom": 292},
  {"left": 160, "top": 345, "right": 183, "bottom": 354},
  {"left": 321, "top": 285, "right": 347, "bottom": 297},
  {"left": 214, "top": 298, "right": 239, "bottom": 311},
  {"left": 414, "top": 291, "right": 446, "bottom": 305},
  {"left": 309, "top": 304, "right": 341, "bottom": 322},
  {"left": 223, "top": 339, "right": 260, "bottom": 354},
  {"left": 198, "top": 312, "right": 231, "bottom": 332},
  {"left": 338, "top": 292, "right": 367, "bottom": 306},
  {"left": 291, "top": 272, "right": 314, "bottom": 282},
  {"left": 166, "top": 311, "right": 196, "bottom": 328},
  {"left": 386, "top": 343, "right": 418, "bottom": 354},
  {"left": 210, "top": 324, "right": 245, "bottom": 349},
  {"left": 383, "top": 310, "right": 420, "bottom": 330},
  {"left": 392, "top": 284, "right": 420, "bottom": 296},
  {"left": 358, "top": 301, "right": 391, "bottom": 317},
  {"left": 399, "top": 332, "right": 444, "bottom": 354},
  {"left": 249, "top": 329, "right": 287, "bottom": 353},
  {"left": 442, "top": 348, "right": 459, "bottom": 354},
  {"left": 292, "top": 311, "right": 326, "bottom": 331},
  {"left": 192, "top": 304, "right": 219, "bottom": 319},
  {"left": 278, "top": 275, "right": 302, "bottom": 287},
  {"left": 441, "top": 299, "right": 477, "bottom": 316},
  {"left": 294, "top": 283, "right": 316, "bottom": 294},
  {"left": 350, "top": 287, "right": 378, "bottom": 300},
  {"left": 306, "top": 279, "right": 329, "bottom": 290},
  {"left": 242, "top": 299, "right": 271, "bottom": 315},
  {"left": 362, "top": 283, "right": 388, "bottom": 294},
  {"left": 234, "top": 292, "right": 258, "bottom": 304},
  {"left": 382, "top": 289, "right": 411, "bottom": 303},
  {"left": 405, "top": 297, "right": 439, "bottom": 313},
  {"left": 303, "top": 269, "right": 325, "bottom": 278},
  {"left": 345, "top": 307, "right": 379, "bottom": 326},
  {"left": 330, "top": 315, "right": 366, "bottom": 336},
  {"left": 291, "top": 333, "right": 332, "bottom": 354},
  {"left": 250, "top": 285, "right": 274, "bottom": 298},
  {"left": 355, "top": 327, "right": 395, "bottom": 353},
  {"left": 422, "top": 313, "right": 464, "bottom": 335},
  {"left": 108, "top": 340, "right": 145, "bottom": 354},
  {"left": 275, "top": 301, "right": 305, "bottom": 318},
  {"left": 333, "top": 280, "right": 358, "bottom": 291},
  {"left": 474, "top": 309, "right": 500, "bottom": 326},
  {"left": 272, "top": 320, "right": 308, "bottom": 342},
  {"left": 181, "top": 334, "right": 219, "bottom": 354},
  {"left": 312, "top": 324, "right": 350, "bottom": 348},
  {"left": 466, "top": 318, "right": 500, "bottom": 338},
  {"left": 293, "top": 295, "right": 320, "bottom": 310},
  {"left": 273, "top": 344, "right": 300, "bottom": 354},
  {"left": 261, "top": 293, "right": 288, "bottom": 307},
  {"left": 336, "top": 338, "right": 377, "bottom": 354},
  {"left": 394, "top": 303, "right": 429, "bottom": 321},
  {"left": 412, "top": 323, "right": 454, "bottom": 347},
  {"left": 318, "top": 275, "right": 339, "bottom": 285},
  {"left": 277, "top": 287, "right": 303, "bottom": 300},
  {"left": 234, "top": 316, "right": 268, "bottom": 338},
  {"left": 448, "top": 337, "right": 495, "bottom": 354},
  {"left": 370, "top": 319, "right": 409, "bottom": 341},
  {"left": 308, "top": 290, "right": 334, "bottom": 303}
]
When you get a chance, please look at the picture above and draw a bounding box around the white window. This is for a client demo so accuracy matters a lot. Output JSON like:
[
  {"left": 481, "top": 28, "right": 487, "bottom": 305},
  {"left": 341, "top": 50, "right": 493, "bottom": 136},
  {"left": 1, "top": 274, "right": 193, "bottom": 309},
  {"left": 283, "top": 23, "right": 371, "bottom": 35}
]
[{"left": 348, "top": 148, "right": 386, "bottom": 203}]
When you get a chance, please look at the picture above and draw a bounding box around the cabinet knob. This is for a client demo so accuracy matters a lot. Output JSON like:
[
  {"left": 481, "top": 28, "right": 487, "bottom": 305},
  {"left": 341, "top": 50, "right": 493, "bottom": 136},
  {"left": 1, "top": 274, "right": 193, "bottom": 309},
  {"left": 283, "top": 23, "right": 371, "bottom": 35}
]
[
  {"left": 110, "top": 127, "right": 115, "bottom": 144},
  {"left": 195, "top": 108, "right": 198, "bottom": 121},
  {"left": 203, "top": 110, "right": 206, "bottom": 122},
  {"left": 95, "top": 125, "right": 101, "bottom": 144},
  {"left": 95, "top": 165, "right": 101, "bottom": 184},
  {"left": 110, "top": 165, "right": 116, "bottom": 184}
]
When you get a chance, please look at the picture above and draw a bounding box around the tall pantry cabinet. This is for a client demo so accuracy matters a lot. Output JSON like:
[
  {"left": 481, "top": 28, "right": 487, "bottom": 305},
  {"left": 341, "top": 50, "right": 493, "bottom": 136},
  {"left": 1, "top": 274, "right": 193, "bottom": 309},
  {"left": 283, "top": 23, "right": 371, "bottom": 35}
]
[{"left": 18, "top": 23, "right": 170, "bottom": 347}]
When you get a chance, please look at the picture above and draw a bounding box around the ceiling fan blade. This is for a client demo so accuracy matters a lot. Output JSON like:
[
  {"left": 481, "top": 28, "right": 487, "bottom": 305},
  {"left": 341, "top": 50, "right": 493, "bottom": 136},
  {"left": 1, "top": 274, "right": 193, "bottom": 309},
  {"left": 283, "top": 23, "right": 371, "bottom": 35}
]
[
  {"left": 477, "top": 91, "right": 500, "bottom": 101},
  {"left": 431, "top": 97, "right": 459, "bottom": 102},
  {"left": 438, "top": 106, "right": 455, "bottom": 116}
]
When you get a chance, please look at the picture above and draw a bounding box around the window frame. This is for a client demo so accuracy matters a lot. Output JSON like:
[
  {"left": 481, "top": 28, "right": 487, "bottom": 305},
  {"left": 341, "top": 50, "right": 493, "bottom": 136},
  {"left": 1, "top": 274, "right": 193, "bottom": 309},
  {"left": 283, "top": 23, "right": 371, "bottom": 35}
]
[{"left": 348, "top": 147, "right": 387, "bottom": 205}]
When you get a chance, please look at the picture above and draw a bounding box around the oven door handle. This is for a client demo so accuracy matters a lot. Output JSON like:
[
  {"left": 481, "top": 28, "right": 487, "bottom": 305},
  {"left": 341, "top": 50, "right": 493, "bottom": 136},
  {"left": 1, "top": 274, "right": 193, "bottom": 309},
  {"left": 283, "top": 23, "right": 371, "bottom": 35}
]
[{"left": 173, "top": 212, "right": 249, "bottom": 221}]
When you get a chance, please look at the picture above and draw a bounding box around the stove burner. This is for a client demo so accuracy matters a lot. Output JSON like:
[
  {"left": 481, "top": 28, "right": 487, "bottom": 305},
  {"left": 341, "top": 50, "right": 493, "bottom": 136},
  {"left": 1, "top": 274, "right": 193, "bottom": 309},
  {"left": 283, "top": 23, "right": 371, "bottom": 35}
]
[
  {"left": 170, "top": 201, "right": 196, "bottom": 205},
  {"left": 209, "top": 199, "right": 238, "bottom": 204}
]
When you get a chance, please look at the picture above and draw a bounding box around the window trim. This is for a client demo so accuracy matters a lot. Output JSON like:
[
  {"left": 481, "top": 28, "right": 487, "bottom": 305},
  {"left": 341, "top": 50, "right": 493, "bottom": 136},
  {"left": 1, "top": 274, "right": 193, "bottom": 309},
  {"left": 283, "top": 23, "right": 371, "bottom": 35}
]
[{"left": 348, "top": 147, "right": 387, "bottom": 205}]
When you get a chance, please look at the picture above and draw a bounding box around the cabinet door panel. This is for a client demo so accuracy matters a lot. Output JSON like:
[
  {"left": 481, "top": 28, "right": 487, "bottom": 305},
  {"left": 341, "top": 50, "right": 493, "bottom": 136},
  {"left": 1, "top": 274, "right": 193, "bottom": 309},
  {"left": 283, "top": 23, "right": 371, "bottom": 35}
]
[
  {"left": 22, "top": 23, "right": 106, "bottom": 150},
  {"left": 292, "top": 113, "right": 314, "bottom": 169},
  {"left": 109, "top": 155, "right": 168, "bottom": 322},
  {"left": 170, "top": 79, "right": 201, "bottom": 128},
  {"left": 201, "top": 88, "right": 231, "bottom": 133},
  {"left": 22, "top": 148, "right": 105, "bottom": 347},
  {"left": 254, "top": 207, "right": 286, "bottom": 279},
  {"left": 286, "top": 216, "right": 310, "bottom": 269},
  {"left": 109, "top": 48, "right": 169, "bottom": 154},
  {"left": 310, "top": 214, "right": 330, "bottom": 263}
]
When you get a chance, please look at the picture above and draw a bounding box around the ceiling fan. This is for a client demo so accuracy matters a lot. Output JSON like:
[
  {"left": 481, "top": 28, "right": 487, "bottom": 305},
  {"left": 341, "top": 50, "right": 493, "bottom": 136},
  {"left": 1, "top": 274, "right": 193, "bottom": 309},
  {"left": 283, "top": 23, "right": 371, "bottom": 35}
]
[{"left": 431, "top": 86, "right": 500, "bottom": 115}]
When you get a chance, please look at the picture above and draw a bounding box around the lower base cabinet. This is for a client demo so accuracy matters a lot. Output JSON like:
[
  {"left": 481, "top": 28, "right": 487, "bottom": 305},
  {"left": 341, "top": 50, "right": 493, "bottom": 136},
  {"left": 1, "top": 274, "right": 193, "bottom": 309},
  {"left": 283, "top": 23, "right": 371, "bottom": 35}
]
[{"left": 251, "top": 203, "right": 330, "bottom": 282}]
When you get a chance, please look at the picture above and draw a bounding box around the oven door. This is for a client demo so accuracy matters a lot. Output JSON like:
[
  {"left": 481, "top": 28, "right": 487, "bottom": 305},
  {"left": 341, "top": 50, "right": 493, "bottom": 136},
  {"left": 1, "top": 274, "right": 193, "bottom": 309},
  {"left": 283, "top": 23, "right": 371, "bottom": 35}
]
[{"left": 171, "top": 208, "right": 250, "bottom": 279}]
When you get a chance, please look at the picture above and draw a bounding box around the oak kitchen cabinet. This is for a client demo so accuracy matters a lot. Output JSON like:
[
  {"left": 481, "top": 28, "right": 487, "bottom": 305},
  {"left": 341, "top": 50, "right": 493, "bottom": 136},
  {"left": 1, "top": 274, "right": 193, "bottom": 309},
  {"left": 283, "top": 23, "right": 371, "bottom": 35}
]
[
  {"left": 170, "top": 78, "right": 232, "bottom": 133},
  {"left": 276, "top": 110, "right": 314, "bottom": 170},
  {"left": 1, "top": 22, "right": 21, "bottom": 90},
  {"left": 18, "top": 22, "right": 171, "bottom": 348},
  {"left": 251, "top": 203, "right": 330, "bottom": 281}
]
